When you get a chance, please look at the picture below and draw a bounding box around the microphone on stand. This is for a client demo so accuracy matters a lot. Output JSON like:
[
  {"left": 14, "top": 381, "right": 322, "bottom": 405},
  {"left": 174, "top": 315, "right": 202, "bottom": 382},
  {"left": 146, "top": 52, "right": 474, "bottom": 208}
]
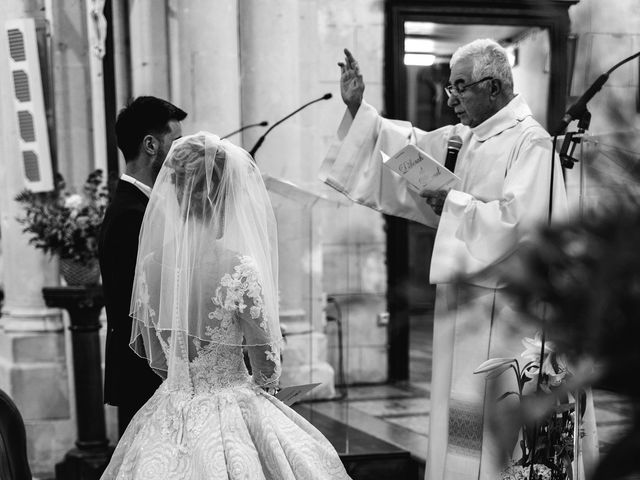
[
  {"left": 554, "top": 49, "right": 640, "bottom": 135},
  {"left": 249, "top": 93, "right": 333, "bottom": 158},
  {"left": 554, "top": 73, "right": 608, "bottom": 136},
  {"left": 444, "top": 135, "right": 462, "bottom": 172},
  {"left": 221, "top": 121, "right": 268, "bottom": 140}
]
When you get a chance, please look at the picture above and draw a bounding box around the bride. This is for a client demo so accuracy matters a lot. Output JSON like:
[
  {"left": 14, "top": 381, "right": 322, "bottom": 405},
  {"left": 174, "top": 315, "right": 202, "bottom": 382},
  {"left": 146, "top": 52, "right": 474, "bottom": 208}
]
[{"left": 101, "top": 132, "right": 351, "bottom": 480}]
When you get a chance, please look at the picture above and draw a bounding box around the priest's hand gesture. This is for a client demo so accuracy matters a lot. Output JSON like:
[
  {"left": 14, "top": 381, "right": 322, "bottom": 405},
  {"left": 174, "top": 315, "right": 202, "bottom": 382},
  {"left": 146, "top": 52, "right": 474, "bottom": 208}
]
[{"left": 338, "top": 48, "right": 364, "bottom": 118}]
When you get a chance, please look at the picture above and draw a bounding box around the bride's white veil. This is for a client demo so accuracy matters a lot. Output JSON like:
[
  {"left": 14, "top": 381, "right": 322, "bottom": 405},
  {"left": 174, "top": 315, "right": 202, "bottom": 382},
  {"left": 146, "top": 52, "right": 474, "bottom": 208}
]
[{"left": 129, "top": 131, "right": 280, "bottom": 390}]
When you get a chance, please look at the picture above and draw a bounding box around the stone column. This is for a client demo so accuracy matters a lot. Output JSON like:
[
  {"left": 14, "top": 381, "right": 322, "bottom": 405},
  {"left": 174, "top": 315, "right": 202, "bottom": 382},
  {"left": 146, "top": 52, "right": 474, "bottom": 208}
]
[
  {"left": 167, "top": 0, "right": 241, "bottom": 135},
  {"left": 0, "top": 1, "right": 72, "bottom": 475},
  {"left": 49, "top": 0, "right": 96, "bottom": 188},
  {"left": 238, "top": 0, "right": 334, "bottom": 393},
  {"left": 130, "top": 0, "right": 242, "bottom": 134},
  {"left": 127, "top": 0, "right": 170, "bottom": 99},
  {"left": 238, "top": 0, "right": 335, "bottom": 399}
]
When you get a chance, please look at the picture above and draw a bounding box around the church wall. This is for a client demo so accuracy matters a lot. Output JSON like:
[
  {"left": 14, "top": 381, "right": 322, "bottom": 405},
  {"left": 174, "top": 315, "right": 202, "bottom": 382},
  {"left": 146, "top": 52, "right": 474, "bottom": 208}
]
[{"left": 566, "top": 0, "right": 640, "bottom": 210}]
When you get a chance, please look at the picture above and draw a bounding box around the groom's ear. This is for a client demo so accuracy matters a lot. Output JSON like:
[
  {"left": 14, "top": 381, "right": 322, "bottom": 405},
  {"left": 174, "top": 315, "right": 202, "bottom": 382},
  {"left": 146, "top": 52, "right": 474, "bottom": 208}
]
[{"left": 142, "top": 134, "right": 158, "bottom": 156}]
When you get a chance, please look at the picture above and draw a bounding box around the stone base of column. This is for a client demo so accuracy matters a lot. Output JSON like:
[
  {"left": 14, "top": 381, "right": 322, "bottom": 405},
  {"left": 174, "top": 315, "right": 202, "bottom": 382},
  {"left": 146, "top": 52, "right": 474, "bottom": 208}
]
[
  {"left": 1, "top": 307, "right": 63, "bottom": 332},
  {"left": 24, "top": 419, "right": 75, "bottom": 477},
  {"left": 280, "top": 310, "right": 336, "bottom": 400},
  {"left": 0, "top": 309, "right": 74, "bottom": 475}
]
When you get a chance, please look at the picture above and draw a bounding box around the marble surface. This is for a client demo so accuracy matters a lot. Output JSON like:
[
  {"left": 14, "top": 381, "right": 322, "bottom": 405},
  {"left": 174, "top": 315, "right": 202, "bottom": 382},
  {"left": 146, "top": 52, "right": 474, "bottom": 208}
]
[{"left": 305, "top": 311, "right": 632, "bottom": 468}]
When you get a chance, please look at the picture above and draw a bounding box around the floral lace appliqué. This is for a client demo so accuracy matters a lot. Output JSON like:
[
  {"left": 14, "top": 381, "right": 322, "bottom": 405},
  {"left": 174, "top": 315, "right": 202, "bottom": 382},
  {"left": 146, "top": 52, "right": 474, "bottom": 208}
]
[
  {"left": 134, "top": 268, "right": 156, "bottom": 320},
  {"left": 207, "top": 255, "right": 269, "bottom": 341}
]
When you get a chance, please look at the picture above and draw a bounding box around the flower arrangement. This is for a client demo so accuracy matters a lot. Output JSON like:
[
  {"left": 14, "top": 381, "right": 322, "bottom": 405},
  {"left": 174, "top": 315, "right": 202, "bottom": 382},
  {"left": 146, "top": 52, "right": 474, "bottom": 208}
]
[
  {"left": 475, "top": 333, "right": 576, "bottom": 480},
  {"left": 468, "top": 131, "right": 640, "bottom": 480},
  {"left": 498, "top": 199, "right": 640, "bottom": 480},
  {"left": 14, "top": 170, "right": 108, "bottom": 264}
]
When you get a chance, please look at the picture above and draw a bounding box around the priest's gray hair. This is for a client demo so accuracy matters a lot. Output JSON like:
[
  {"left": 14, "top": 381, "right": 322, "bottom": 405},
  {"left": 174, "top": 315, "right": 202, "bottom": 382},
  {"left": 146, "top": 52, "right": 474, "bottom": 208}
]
[{"left": 450, "top": 39, "right": 514, "bottom": 93}]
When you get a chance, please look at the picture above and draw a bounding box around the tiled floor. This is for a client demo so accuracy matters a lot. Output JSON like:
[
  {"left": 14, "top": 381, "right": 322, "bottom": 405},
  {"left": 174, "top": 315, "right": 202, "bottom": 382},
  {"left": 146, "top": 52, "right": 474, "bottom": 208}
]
[{"left": 311, "top": 312, "right": 633, "bottom": 469}]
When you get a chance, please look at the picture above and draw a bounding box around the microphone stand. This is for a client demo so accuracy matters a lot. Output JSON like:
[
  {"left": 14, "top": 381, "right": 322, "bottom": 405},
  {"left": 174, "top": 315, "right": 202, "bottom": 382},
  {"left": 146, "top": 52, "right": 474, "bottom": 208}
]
[
  {"left": 554, "top": 50, "right": 639, "bottom": 169},
  {"left": 554, "top": 50, "right": 640, "bottom": 137},
  {"left": 558, "top": 110, "right": 591, "bottom": 169},
  {"left": 249, "top": 93, "right": 332, "bottom": 159},
  {"left": 221, "top": 121, "right": 268, "bottom": 140}
]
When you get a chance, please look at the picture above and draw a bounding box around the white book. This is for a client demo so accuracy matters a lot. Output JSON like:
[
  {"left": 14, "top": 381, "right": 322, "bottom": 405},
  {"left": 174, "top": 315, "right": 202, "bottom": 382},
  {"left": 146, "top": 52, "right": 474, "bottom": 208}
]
[
  {"left": 382, "top": 144, "right": 460, "bottom": 192},
  {"left": 275, "top": 383, "right": 321, "bottom": 406}
]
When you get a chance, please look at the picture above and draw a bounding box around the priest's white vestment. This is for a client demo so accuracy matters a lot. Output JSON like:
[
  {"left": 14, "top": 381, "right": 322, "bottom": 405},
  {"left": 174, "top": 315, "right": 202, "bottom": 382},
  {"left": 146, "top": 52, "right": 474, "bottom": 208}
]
[{"left": 319, "top": 95, "right": 596, "bottom": 480}]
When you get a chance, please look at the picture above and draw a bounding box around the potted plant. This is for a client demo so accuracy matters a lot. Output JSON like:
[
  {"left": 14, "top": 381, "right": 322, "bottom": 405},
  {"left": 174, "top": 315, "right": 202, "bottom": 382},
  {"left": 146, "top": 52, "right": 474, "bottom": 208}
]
[{"left": 14, "top": 170, "right": 108, "bottom": 285}]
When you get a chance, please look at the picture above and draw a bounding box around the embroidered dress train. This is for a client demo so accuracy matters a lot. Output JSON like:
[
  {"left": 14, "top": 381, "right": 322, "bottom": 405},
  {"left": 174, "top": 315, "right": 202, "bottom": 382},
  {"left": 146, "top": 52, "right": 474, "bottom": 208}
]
[{"left": 100, "top": 132, "right": 350, "bottom": 480}]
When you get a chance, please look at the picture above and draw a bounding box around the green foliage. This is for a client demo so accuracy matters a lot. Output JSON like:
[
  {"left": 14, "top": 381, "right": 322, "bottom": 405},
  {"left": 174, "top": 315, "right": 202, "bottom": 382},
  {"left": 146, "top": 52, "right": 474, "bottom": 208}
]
[{"left": 14, "top": 170, "right": 108, "bottom": 263}]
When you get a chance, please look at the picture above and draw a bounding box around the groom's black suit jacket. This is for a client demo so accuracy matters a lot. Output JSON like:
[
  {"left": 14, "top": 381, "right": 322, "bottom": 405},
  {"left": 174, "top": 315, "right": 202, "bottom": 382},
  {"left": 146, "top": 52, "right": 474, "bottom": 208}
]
[{"left": 98, "top": 180, "right": 161, "bottom": 410}]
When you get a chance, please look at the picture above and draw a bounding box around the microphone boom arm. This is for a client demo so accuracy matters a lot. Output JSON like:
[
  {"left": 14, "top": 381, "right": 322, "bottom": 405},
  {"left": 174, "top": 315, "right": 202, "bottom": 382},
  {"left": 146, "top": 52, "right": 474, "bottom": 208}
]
[
  {"left": 249, "top": 93, "right": 332, "bottom": 158},
  {"left": 555, "top": 50, "right": 640, "bottom": 135},
  {"left": 221, "top": 121, "right": 268, "bottom": 140}
]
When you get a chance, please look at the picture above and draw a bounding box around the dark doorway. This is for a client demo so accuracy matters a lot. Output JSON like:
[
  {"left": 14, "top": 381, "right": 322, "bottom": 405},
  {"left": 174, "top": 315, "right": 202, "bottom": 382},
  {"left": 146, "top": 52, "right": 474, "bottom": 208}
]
[{"left": 384, "top": 0, "right": 578, "bottom": 382}]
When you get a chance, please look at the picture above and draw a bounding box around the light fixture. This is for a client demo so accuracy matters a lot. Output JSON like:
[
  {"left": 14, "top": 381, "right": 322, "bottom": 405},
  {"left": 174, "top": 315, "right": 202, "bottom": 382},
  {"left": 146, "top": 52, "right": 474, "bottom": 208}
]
[
  {"left": 404, "top": 53, "right": 436, "bottom": 66},
  {"left": 404, "top": 38, "right": 436, "bottom": 53},
  {"left": 404, "top": 21, "right": 435, "bottom": 36},
  {"left": 505, "top": 45, "right": 519, "bottom": 68}
]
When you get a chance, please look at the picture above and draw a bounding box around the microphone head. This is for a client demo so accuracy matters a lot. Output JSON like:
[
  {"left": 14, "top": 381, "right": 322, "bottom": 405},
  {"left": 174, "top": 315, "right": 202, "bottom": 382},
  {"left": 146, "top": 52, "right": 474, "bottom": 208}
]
[
  {"left": 322, "top": 93, "right": 333, "bottom": 100},
  {"left": 447, "top": 135, "right": 463, "bottom": 151},
  {"left": 259, "top": 121, "right": 269, "bottom": 126}
]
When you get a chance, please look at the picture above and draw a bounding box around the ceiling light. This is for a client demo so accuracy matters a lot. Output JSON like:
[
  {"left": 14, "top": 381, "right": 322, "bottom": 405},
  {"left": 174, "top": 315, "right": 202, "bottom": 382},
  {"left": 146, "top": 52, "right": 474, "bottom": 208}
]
[
  {"left": 505, "top": 45, "right": 518, "bottom": 67},
  {"left": 404, "top": 53, "right": 436, "bottom": 66},
  {"left": 404, "top": 38, "right": 436, "bottom": 53}
]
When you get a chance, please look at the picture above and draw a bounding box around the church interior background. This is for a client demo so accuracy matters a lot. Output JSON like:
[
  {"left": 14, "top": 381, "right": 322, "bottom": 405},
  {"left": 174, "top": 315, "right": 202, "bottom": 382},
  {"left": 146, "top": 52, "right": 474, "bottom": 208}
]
[{"left": 0, "top": 0, "right": 639, "bottom": 478}]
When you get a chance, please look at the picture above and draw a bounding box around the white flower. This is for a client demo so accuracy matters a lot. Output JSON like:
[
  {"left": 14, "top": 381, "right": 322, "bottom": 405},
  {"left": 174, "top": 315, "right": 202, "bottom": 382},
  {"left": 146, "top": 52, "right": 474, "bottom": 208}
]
[
  {"left": 64, "top": 194, "right": 84, "bottom": 210},
  {"left": 474, "top": 357, "right": 516, "bottom": 375},
  {"left": 521, "top": 332, "right": 569, "bottom": 390},
  {"left": 521, "top": 332, "right": 556, "bottom": 364}
]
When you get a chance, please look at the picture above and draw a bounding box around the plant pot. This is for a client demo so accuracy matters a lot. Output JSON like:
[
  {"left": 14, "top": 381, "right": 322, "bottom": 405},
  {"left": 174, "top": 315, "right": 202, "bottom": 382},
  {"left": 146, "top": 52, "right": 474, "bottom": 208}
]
[{"left": 60, "top": 258, "right": 101, "bottom": 286}]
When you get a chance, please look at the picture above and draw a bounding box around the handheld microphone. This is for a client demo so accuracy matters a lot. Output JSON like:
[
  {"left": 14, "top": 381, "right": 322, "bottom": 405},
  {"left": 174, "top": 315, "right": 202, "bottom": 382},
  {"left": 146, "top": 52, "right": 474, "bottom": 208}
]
[
  {"left": 444, "top": 135, "right": 462, "bottom": 172},
  {"left": 249, "top": 93, "right": 333, "bottom": 158},
  {"left": 221, "top": 121, "right": 268, "bottom": 140}
]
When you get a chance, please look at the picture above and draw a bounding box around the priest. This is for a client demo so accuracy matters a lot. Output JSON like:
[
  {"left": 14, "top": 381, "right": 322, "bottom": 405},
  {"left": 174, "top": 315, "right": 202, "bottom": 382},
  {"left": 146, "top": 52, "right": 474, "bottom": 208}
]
[{"left": 320, "top": 39, "right": 571, "bottom": 479}]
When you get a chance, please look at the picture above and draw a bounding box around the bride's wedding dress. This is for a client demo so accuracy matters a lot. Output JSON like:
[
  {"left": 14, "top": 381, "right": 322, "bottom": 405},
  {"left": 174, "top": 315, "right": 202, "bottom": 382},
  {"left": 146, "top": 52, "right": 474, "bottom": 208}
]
[
  {"left": 100, "top": 132, "right": 351, "bottom": 480},
  {"left": 101, "top": 255, "right": 350, "bottom": 480}
]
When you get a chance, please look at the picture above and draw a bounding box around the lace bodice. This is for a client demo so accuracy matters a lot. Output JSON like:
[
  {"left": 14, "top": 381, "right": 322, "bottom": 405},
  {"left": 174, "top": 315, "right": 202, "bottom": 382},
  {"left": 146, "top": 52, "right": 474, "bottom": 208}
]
[
  {"left": 103, "top": 132, "right": 351, "bottom": 480},
  {"left": 134, "top": 254, "right": 281, "bottom": 395}
]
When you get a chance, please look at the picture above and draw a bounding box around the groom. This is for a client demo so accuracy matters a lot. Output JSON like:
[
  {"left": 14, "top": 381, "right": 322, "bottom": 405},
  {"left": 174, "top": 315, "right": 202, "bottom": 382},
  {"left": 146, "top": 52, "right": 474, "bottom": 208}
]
[{"left": 99, "top": 96, "right": 187, "bottom": 434}]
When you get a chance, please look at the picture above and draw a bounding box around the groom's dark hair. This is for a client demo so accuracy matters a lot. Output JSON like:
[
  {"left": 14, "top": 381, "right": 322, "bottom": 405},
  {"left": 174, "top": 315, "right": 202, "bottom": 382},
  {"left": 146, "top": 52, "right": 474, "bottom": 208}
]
[{"left": 115, "top": 96, "right": 187, "bottom": 161}]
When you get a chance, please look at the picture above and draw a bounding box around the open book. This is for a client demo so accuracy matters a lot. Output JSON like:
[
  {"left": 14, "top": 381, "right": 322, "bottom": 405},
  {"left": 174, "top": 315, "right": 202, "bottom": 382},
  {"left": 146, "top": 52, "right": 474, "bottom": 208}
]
[{"left": 382, "top": 144, "right": 460, "bottom": 192}]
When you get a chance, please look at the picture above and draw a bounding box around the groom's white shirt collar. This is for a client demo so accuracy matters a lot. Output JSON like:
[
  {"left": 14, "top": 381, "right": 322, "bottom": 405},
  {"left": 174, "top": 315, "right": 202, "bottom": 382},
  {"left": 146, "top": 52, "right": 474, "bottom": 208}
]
[{"left": 120, "top": 174, "right": 152, "bottom": 198}]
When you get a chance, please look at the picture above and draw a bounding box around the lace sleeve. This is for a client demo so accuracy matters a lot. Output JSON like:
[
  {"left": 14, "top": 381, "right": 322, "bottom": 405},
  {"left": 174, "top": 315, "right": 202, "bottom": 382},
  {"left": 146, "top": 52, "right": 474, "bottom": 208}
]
[{"left": 235, "top": 256, "right": 281, "bottom": 388}]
